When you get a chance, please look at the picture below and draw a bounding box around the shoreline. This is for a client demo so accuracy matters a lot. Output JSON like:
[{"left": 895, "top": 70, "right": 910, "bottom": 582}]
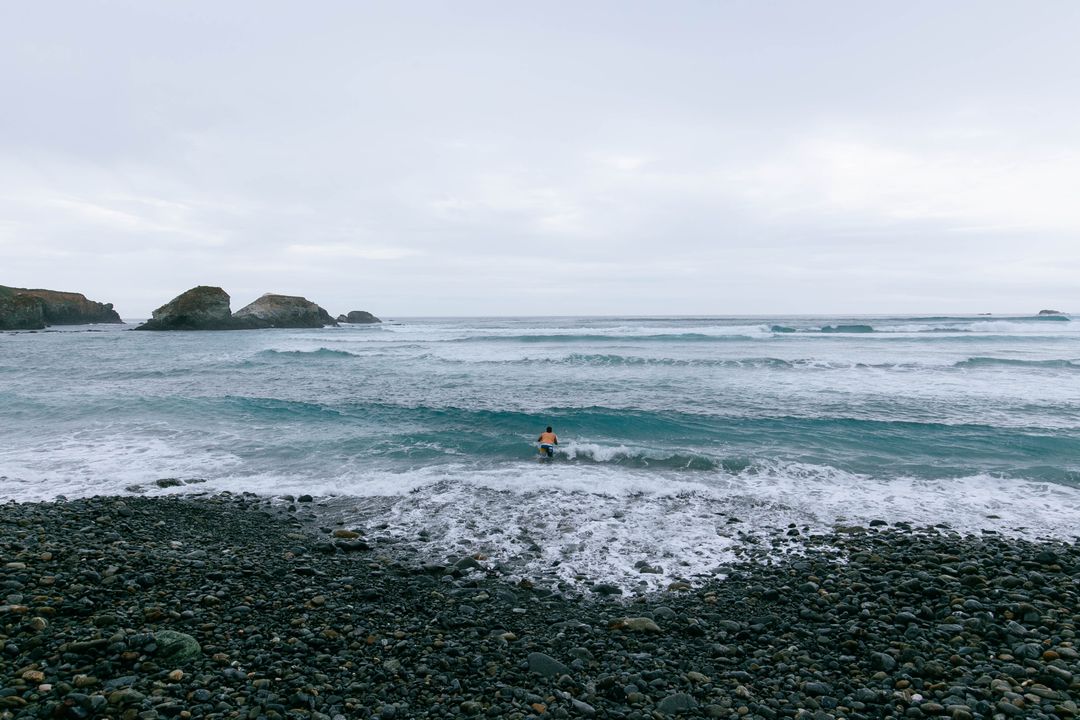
[{"left": 1, "top": 494, "right": 1077, "bottom": 719}]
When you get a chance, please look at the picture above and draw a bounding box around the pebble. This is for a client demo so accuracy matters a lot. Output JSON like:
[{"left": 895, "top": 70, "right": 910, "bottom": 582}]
[
  {"left": 657, "top": 692, "right": 698, "bottom": 714},
  {"left": 0, "top": 495, "right": 1074, "bottom": 720},
  {"left": 610, "top": 616, "right": 662, "bottom": 633},
  {"left": 528, "top": 651, "right": 571, "bottom": 678}
]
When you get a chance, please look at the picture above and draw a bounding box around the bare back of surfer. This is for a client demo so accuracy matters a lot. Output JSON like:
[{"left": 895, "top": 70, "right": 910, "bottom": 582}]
[{"left": 538, "top": 426, "right": 558, "bottom": 458}]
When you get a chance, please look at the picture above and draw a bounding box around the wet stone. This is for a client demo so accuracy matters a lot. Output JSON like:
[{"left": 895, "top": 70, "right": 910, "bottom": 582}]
[
  {"left": 528, "top": 651, "right": 571, "bottom": 678},
  {"left": 657, "top": 692, "right": 698, "bottom": 714},
  {"left": 0, "top": 495, "right": 1075, "bottom": 720}
]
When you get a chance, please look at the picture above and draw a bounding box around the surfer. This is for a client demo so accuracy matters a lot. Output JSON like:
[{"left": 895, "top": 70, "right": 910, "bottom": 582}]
[{"left": 537, "top": 426, "right": 558, "bottom": 458}]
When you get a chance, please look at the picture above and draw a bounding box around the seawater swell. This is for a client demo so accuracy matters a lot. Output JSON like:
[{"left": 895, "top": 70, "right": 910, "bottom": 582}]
[
  {"left": 258, "top": 348, "right": 357, "bottom": 359},
  {"left": 553, "top": 354, "right": 1079, "bottom": 371},
  {"left": 38, "top": 393, "right": 1077, "bottom": 483},
  {"left": 456, "top": 332, "right": 765, "bottom": 343},
  {"left": 560, "top": 354, "right": 799, "bottom": 368},
  {"left": 255, "top": 349, "right": 815, "bottom": 368},
  {"left": 954, "top": 357, "right": 1080, "bottom": 370},
  {"left": 247, "top": 347, "right": 1080, "bottom": 374}
]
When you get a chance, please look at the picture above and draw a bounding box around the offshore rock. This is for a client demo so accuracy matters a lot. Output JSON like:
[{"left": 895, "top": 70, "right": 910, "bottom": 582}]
[
  {"left": 234, "top": 293, "right": 337, "bottom": 328},
  {"left": 336, "top": 310, "right": 381, "bottom": 324},
  {"left": 1038, "top": 309, "right": 1065, "bottom": 315},
  {"left": 135, "top": 286, "right": 241, "bottom": 331},
  {"left": 0, "top": 285, "right": 121, "bottom": 328}
]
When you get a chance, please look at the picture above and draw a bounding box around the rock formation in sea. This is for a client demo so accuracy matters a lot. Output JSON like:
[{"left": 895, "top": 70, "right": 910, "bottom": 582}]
[
  {"left": 233, "top": 293, "right": 338, "bottom": 328},
  {"left": 1038, "top": 309, "right": 1066, "bottom": 315},
  {"left": 0, "top": 284, "right": 122, "bottom": 329},
  {"left": 136, "top": 287, "right": 339, "bottom": 331},
  {"left": 134, "top": 286, "right": 241, "bottom": 331},
  {"left": 336, "top": 310, "right": 381, "bottom": 324}
]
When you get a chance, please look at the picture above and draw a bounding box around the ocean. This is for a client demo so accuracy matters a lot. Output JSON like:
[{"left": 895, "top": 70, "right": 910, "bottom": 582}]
[{"left": 2, "top": 314, "right": 1078, "bottom": 591}]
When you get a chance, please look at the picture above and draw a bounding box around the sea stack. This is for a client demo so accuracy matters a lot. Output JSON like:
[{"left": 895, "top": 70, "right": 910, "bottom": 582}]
[
  {"left": 0, "top": 285, "right": 122, "bottom": 329},
  {"left": 336, "top": 310, "right": 381, "bottom": 324},
  {"left": 135, "top": 286, "right": 240, "bottom": 331},
  {"left": 233, "top": 293, "right": 337, "bottom": 328}
]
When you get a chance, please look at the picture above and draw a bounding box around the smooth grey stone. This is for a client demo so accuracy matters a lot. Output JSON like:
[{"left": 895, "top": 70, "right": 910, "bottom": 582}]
[
  {"left": 527, "top": 652, "right": 571, "bottom": 678},
  {"left": 657, "top": 693, "right": 698, "bottom": 715}
]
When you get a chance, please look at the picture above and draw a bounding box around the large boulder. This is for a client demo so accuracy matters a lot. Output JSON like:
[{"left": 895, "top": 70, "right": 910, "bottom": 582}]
[
  {"left": 233, "top": 293, "right": 337, "bottom": 328},
  {"left": 153, "top": 630, "right": 201, "bottom": 663},
  {"left": 0, "top": 285, "right": 121, "bottom": 327},
  {"left": 336, "top": 310, "right": 381, "bottom": 324},
  {"left": 135, "top": 286, "right": 240, "bottom": 331}
]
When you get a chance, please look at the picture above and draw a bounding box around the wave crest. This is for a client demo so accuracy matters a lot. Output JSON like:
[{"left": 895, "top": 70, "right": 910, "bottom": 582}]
[
  {"left": 257, "top": 348, "right": 358, "bottom": 359},
  {"left": 820, "top": 324, "right": 875, "bottom": 333},
  {"left": 954, "top": 357, "right": 1080, "bottom": 370}
]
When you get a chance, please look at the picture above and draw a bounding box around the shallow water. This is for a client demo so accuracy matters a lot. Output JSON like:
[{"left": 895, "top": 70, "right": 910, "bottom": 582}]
[{"left": 2, "top": 314, "right": 1078, "bottom": 590}]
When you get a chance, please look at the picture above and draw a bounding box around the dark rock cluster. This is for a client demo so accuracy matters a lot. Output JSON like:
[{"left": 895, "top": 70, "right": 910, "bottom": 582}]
[
  {"left": 335, "top": 311, "right": 381, "bottom": 325},
  {"left": 0, "top": 286, "right": 122, "bottom": 330},
  {"left": 1, "top": 283, "right": 379, "bottom": 332},
  {"left": 134, "top": 288, "right": 338, "bottom": 331},
  {"left": 1, "top": 496, "right": 1077, "bottom": 719}
]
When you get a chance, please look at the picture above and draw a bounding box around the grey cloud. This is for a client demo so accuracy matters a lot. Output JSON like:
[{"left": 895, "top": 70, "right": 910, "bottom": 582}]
[{"left": 2, "top": 1, "right": 1078, "bottom": 315}]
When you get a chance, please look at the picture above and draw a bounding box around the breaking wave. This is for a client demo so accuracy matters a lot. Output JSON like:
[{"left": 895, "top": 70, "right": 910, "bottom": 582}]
[{"left": 954, "top": 357, "right": 1080, "bottom": 370}]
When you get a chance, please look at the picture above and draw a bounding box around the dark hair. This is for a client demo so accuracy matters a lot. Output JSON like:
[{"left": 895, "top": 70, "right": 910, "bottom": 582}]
[{"left": 546, "top": 426, "right": 553, "bottom": 433}]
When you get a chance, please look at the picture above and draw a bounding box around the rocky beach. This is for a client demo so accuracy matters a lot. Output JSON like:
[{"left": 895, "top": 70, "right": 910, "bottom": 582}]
[
  {"left": 5, "top": 5, "right": 1079, "bottom": 720},
  {"left": 1, "top": 495, "right": 1077, "bottom": 720}
]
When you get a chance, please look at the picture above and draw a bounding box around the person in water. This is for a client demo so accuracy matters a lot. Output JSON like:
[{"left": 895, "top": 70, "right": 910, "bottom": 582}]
[{"left": 538, "top": 426, "right": 558, "bottom": 458}]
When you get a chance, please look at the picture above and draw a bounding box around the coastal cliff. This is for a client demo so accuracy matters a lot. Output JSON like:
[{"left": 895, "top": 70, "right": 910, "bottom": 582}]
[
  {"left": 0, "top": 285, "right": 122, "bottom": 329},
  {"left": 0, "top": 293, "right": 46, "bottom": 330}
]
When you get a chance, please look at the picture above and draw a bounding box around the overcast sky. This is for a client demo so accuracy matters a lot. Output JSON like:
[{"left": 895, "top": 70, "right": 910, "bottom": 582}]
[{"left": 2, "top": 1, "right": 1078, "bottom": 317}]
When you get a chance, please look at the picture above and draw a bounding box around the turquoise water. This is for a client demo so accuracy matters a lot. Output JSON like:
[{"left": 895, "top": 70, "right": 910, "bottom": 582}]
[{"left": 2, "top": 315, "right": 1078, "bottom": 589}]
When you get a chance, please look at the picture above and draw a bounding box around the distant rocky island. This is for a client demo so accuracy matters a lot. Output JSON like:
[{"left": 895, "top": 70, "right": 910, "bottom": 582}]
[
  {"left": 135, "top": 286, "right": 333, "bottom": 330},
  {"left": 337, "top": 310, "right": 380, "bottom": 324},
  {"left": 134, "top": 285, "right": 379, "bottom": 331},
  {"left": 0, "top": 285, "right": 122, "bottom": 330},
  {"left": 1, "top": 282, "right": 380, "bottom": 331}
]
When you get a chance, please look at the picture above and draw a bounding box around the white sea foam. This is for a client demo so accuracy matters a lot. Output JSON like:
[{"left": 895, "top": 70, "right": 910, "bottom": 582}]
[
  {"left": 0, "top": 434, "right": 244, "bottom": 502},
  {"left": 559, "top": 442, "right": 636, "bottom": 462},
  {"left": 315, "top": 462, "right": 1080, "bottom": 592},
  {"left": 5, "top": 433, "right": 1079, "bottom": 592}
]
